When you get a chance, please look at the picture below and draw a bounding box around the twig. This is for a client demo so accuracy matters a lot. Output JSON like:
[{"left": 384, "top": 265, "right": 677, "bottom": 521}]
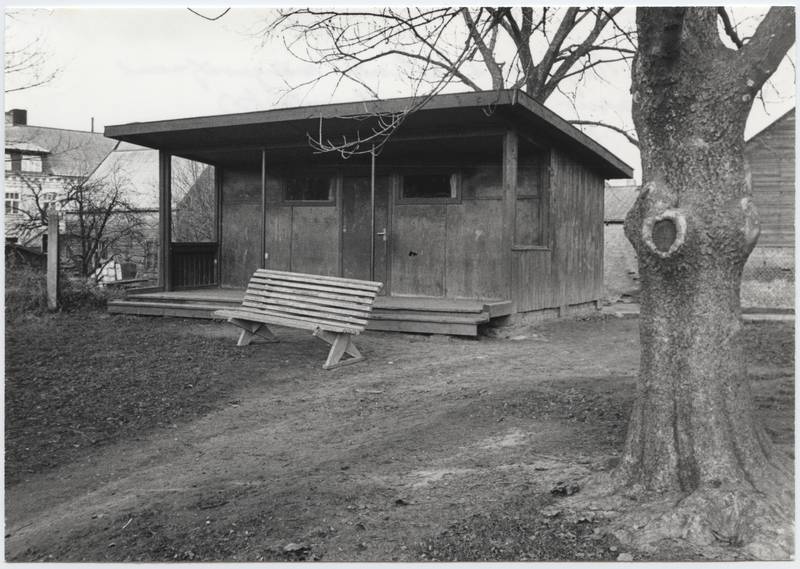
[{"left": 122, "top": 518, "right": 133, "bottom": 530}]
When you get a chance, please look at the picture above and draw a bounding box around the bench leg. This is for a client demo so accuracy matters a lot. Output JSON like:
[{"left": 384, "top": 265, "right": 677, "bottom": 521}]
[
  {"left": 229, "top": 318, "right": 278, "bottom": 346},
  {"left": 313, "top": 329, "right": 364, "bottom": 370}
]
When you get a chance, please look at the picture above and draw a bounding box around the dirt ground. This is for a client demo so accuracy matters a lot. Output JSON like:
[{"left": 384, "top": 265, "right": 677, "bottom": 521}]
[{"left": 4, "top": 311, "right": 794, "bottom": 562}]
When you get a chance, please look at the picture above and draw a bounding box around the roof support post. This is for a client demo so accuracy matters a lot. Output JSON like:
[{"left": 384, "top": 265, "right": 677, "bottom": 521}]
[
  {"left": 261, "top": 148, "right": 267, "bottom": 269},
  {"left": 370, "top": 146, "right": 376, "bottom": 281},
  {"left": 158, "top": 150, "right": 172, "bottom": 291},
  {"left": 502, "top": 130, "right": 518, "bottom": 300}
]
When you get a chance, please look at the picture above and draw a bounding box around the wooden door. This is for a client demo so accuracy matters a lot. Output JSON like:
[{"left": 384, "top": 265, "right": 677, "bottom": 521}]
[
  {"left": 390, "top": 203, "right": 447, "bottom": 296},
  {"left": 341, "top": 175, "right": 389, "bottom": 291}
]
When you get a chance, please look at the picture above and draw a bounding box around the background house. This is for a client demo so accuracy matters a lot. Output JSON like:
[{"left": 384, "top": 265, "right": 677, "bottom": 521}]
[
  {"left": 603, "top": 182, "right": 639, "bottom": 300},
  {"left": 740, "top": 108, "right": 795, "bottom": 309},
  {"left": 4, "top": 108, "right": 116, "bottom": 250},
  {"left": 601, "top": 109, "right": 795, "bottom": 310}
]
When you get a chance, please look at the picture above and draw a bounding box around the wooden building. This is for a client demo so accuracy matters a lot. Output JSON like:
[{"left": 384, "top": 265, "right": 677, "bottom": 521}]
[
  {"left": 740, "top": 108, "right": 795, "bottom": 309},
  {"left": 745, "top": 108, "right": 794, "bottom": 249},
  {"left": 105, "top": 90, "right": 632, "bottom": 334}
]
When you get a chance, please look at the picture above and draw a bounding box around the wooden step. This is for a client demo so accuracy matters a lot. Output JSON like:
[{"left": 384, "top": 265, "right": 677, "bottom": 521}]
[
  {"left": 366, "top": 319, "right": 478, "bottom": 336},
  {"left": 370, "top": 310, "right": 489, "bottom": 325},
  {"left": 108, "top": 300, "right": 231, "bottom": 319}
]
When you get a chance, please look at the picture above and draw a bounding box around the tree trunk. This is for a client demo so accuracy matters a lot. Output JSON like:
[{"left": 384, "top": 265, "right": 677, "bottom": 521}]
[{"left": 613, "top": 8, "right": 793, "bottom": 557}]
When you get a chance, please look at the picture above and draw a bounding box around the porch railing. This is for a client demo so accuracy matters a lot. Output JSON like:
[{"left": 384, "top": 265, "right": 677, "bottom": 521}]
[{"left": 170, "top": 242, "right": 218, "bottom": 289}]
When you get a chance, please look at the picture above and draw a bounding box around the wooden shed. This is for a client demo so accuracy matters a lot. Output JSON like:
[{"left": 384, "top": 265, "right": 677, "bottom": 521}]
[
  {"left": 105, "top": 90, "right": 632, "bottom": 334},
  {"left": 745, "top": 108, "right": 795, "bottom": 249}
]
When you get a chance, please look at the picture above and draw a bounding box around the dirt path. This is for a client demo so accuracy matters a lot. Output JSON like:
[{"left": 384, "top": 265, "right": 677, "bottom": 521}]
[{"left": 5, "top": 315, "right": 793, "bottom": 562}]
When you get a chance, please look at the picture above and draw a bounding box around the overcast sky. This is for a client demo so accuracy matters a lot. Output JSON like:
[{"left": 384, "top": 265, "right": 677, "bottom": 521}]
[{"left": 3, "top": 6, "right": 797, "bottom": 180}]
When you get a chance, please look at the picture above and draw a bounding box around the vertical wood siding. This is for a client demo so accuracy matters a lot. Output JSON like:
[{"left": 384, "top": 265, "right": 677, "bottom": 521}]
[
  {"left": 220, "top": 169, "right": 261, "bottom": 288},
  {"left": 512, "top": 148, "right": 605, "bottom": 311},
  {"left": 745, "top": 110, "right": 794, "bottom": 247}
]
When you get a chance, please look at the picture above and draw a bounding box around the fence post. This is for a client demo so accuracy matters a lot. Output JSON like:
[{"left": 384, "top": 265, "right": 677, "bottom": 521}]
[{"left": 47, "top": 212, "right": 60, "bottom": 311}]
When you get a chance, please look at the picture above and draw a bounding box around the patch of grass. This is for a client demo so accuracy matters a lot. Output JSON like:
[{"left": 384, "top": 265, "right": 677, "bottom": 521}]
[{"left": 416, "top": 494, "right": 624, "bottom": 562}]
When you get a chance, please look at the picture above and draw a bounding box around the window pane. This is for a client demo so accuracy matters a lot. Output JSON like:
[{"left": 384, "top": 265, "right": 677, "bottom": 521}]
[
  {"left": 171, "top": 158, "right": 217, "bottom": 242},
  {"left": 515, "top": 197, "right": 543, "bottom": 245},
  {"left": 402, "top": 173, "right": 454, "bottom": 199},
  {"left": 285, "top": 175, "right": 332, "bottom": 202}
]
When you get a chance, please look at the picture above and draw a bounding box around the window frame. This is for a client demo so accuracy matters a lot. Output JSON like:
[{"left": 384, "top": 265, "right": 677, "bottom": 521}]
[
  {"left": 281, "top": 171, "right": 337, "bottom": 206},
  {"left": 396, "top": 168, "right": 462, "bottom": 205}
]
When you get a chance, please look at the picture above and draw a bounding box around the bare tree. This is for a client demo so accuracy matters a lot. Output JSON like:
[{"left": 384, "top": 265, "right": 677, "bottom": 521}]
[
  {"left": 10, "top": 165, "right": 148, "bottom": 280},
  {"left": 4, "top": 10, "right": 60, "bottom": 93},
  {"left": 264, "top": 7, "right": 636, "bottom": 153},
  {"left": 171, "top": 159, "right": 216, "bottom": 243}
]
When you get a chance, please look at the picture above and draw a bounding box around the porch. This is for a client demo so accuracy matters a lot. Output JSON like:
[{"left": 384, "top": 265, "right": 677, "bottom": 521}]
[{"left": 107, "top": 288, "right": 514, "bottom": 337}]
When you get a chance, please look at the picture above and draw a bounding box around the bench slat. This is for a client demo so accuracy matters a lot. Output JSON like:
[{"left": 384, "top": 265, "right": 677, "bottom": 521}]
[
  {"left": 245, "top": 288, "right": 372, "bottom": 316},
  {"left": 252, "top": 277, "right": 381, "bottom": 299},
  {"left": 243, "top": 292, "right": 372, "bottom": 319},
  {"left": 241, "top": 298, "right": 369, "bottom": 326},
  {"left": 216, "top": 307, "right": 362, "bottom": 334},
  {"left": 255, "top": 269, "right": 382, "bottom": 291},
  {"left": 249, "top": 282, "right": 375, "bottom": 306}
]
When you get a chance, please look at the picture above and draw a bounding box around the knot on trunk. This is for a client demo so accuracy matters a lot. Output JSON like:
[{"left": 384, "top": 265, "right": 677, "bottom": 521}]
[
  {"left": 740, "top": 197, "right": 760, "bottom": 253},
  {"left": 642, "top": 209, "right": 687, "bottom": 258}
]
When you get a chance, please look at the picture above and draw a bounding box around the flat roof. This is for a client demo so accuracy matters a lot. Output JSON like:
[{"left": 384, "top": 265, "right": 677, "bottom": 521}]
[{"left": 105, "top": 90, "right": 633, "bottom": 179}]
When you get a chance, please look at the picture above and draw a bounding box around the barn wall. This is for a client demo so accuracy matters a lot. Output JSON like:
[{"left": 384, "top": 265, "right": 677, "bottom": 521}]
[
  {"left": 219, "top": 168, "right": 262, "bottom": 288},
  {"left": 512, "top": 147, "right": 605, "bottom": 311},
  {"left": 745, "top": 110, "right": 794, "bottom": 248},
  {"left": 220, "top": 166, "right": 341, "bottom": 287},
  {"left": 390, "top": 163, "right": 507, "bottom": 299}
]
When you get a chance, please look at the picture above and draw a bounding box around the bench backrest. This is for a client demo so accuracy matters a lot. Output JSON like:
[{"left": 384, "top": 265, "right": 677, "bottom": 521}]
[{"left": 241, "top": 269, "right": 383, "bottom": 334}]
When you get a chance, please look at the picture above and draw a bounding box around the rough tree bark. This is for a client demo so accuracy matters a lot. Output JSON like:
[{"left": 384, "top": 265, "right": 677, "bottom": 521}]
[{"left": 612, "top": 7, "right": 794, "bottom": 558}]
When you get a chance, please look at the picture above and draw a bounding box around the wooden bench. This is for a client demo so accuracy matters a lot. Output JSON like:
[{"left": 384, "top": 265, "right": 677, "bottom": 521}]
[{"left": 214, "top": 269, "right": 383, "bottom": 370}]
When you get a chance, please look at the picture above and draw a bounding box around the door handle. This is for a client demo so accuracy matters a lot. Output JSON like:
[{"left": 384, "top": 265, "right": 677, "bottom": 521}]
[{"left": 376, "top": 228, "right": 387, "bottom": 242}]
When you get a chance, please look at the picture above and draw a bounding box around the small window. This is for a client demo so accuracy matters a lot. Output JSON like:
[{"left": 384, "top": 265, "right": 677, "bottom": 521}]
[
  {"left": 43, "top": 192, "right": 58, "bottom": 211},
  {"left": 6, "top": 152, "right": 21, "bottom": 172},
  {"left": 21, "top": 155, "right": 42, "bottom": 173},
  {"left": 399, "top": 172, "right": 459, "bottom": 202},
  {"left": 284, "top": 175, "right": 334, "bottom": 203},
  {"left": 5, "top": 192, "right": 20, "bottom": 214}
]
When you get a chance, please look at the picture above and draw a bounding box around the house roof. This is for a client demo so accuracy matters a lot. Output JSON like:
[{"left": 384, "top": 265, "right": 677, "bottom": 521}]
[
  {"left": 746, "top": 107, "right": 795, "bottom": 144},
  {"left": 5, "top": 124, "right": 117, "bottom": 177},
  {"left": 604, "top": 183, "right": 639, "bottom": 222},
  {"left": 105, "top": 90, "right": 633, "bottom": 179},
  {"left": 87, "top": 142, "right": 160, "bottom": 210}
]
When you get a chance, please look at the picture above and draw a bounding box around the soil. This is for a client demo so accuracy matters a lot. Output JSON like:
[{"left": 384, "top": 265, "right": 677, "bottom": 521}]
[{"left": 4, "top": 311, "right": 794, "bottom": 562}]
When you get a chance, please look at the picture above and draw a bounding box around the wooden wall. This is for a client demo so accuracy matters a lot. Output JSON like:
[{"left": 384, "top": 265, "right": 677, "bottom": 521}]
[
  {"left": 219, "top": 139, "right": 607, "bottom": 310},
  {"left": 220, "top": 166, "right": 341, "bottom": 288},
  {"left": 390, "top": 164, "right": 506, "bottom": 299},
  {"left": 219, "top": 168, "right": 262, "bottom": 288},
  {"left": 512, "top": 147, "right": 605, "bottom": 311},
  {"left": 745, "top": 109, "right": 795, "bottom": 248}
]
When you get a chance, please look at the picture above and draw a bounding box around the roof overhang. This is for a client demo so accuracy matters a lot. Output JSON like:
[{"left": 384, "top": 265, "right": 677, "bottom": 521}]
[{"left": 105, "top": 90, "right": 633, "bottom": 179}]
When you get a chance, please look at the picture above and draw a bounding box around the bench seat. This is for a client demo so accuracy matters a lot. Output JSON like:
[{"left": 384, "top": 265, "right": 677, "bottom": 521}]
[{"left": 214, "top": 269, "right": 382, "bottom": 369}]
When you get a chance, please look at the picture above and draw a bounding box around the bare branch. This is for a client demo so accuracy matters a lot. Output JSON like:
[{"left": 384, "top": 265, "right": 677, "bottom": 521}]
[
  {"left": 187, "top": 7, "right": 230, "bottom": 22},
  {"left": 571, "top": 119, "right": 640, "bottom": 148},
  {"left": 717, "top": 7, "right": 744, "bottom": 49}
]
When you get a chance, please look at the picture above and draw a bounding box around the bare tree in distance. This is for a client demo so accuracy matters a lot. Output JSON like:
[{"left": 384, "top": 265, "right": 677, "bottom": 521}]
[
  {"left": 171, "top": 158, "right": 216, "bottom": 243},
  {"left": 10, "top": 163, "right": 148, "bottom": 280},
  {"left": 4, "top": 10, "right": 60, "bottom": 93}
]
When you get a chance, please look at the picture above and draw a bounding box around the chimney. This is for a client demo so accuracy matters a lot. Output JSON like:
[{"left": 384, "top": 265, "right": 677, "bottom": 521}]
[
  {"left": 91, "top": 117, "right": 95, "bottom": 133},
  {"left": 5, "top": 109, "right": 28, "bottom": 126}
]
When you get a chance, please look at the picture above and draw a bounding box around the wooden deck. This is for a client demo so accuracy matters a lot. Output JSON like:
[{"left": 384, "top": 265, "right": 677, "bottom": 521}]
[{"left": 107, "top": 288, "right": 513, "bottom": 336}]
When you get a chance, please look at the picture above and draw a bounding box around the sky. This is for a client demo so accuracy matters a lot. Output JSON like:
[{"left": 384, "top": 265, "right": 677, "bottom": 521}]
[{"left": 3, "top": 6, "right": 797, "bottom": 181}]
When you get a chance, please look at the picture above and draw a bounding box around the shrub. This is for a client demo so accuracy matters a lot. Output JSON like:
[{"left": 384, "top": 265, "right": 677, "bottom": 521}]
[
  {"left": 5, "top": 265, "right": 49, "bottom": 318},
  {"left": 5, "top": 266, "right": 122, "bottom": 318}
]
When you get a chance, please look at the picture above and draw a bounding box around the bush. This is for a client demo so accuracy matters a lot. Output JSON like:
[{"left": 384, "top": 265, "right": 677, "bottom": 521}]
[
  {"left": 5, "top": 266, "right": 123, "bottom": 318},
  {"left": 5, "top": 265, "right": 48, "bottom": 318}
]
